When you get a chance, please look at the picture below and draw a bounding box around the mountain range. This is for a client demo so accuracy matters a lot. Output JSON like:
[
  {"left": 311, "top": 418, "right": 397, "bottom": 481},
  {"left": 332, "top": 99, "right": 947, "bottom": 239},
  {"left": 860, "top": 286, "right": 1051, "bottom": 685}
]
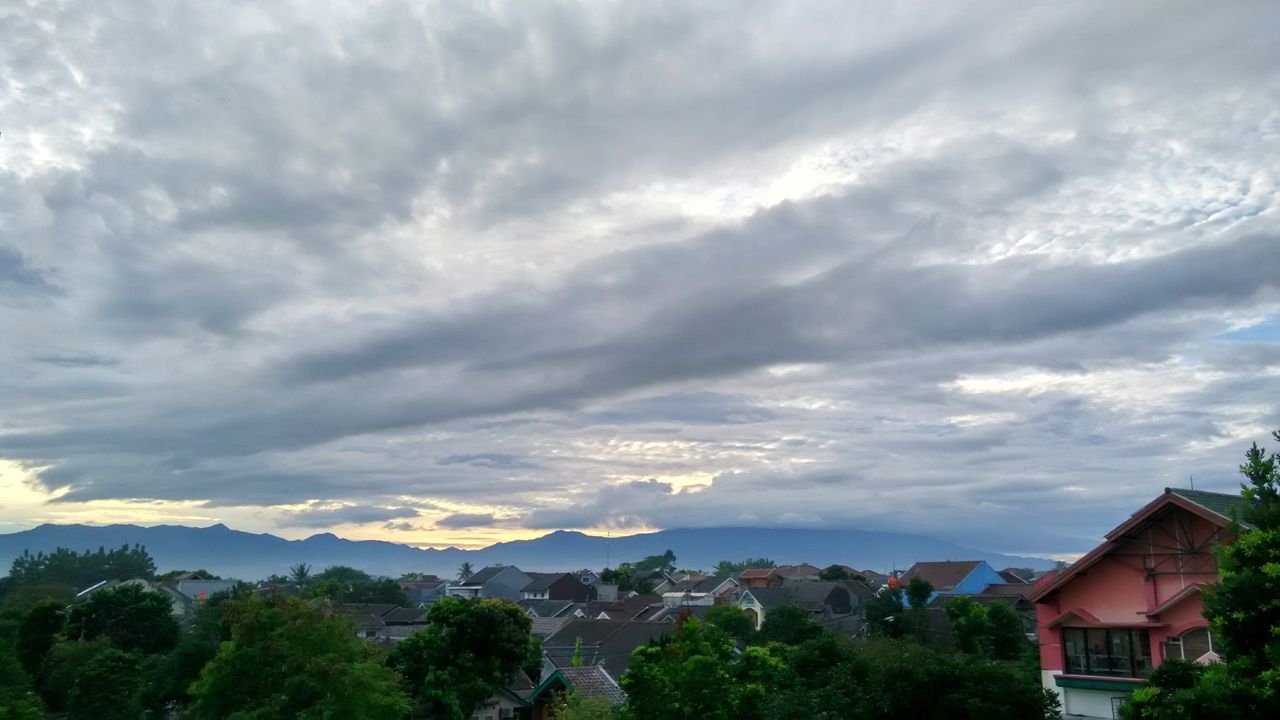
[{"left": 0, "top": 523, "right": 1054, "bottom": 581}]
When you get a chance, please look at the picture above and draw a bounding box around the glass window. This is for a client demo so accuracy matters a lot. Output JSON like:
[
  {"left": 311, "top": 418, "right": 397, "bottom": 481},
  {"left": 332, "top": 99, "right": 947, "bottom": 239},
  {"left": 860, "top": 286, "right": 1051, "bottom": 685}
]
[{"left": 1061, "top": 627, "right": 1152, "bottom": 677}]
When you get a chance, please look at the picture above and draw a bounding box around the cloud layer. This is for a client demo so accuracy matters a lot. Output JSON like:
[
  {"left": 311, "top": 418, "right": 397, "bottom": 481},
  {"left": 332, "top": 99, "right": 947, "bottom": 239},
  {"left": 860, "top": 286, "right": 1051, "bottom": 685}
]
[{"left": 2, "top": 0, "right": 1279, "bottom": 554}]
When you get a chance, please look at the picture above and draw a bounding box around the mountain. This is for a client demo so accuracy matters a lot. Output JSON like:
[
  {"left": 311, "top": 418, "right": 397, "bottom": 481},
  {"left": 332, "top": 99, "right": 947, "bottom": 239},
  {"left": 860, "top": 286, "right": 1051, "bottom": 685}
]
[{"left": 0, "top": 523, "right": 1053, "bottom": 582}]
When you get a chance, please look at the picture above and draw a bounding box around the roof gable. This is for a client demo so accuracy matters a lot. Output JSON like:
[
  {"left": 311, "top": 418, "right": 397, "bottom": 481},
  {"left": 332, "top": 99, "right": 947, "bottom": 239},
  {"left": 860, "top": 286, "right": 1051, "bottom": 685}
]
[{"left": 901, "top": 561, "right": 982, "bottom": 592}]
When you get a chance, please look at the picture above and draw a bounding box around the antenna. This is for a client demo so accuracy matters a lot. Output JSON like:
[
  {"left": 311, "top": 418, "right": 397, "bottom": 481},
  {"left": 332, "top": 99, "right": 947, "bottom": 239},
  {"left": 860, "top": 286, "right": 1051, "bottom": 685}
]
[
  {"left": 606, "top": 531, "right": 611, "bottom": 569},
  {"left": 1189, "top": 475, "right": 1195, "bottom": 491}
]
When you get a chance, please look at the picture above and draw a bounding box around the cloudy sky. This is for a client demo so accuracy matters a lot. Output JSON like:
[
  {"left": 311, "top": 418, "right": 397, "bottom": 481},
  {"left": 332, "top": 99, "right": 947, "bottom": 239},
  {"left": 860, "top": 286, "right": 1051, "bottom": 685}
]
[{"left": 1, "top": 1, "right": 1278, "bottom": 557}]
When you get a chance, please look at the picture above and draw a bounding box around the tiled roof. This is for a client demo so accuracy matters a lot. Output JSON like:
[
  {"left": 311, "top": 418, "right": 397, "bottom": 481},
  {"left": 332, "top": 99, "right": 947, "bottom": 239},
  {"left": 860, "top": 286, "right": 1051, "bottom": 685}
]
[
  {"left": 558, "top": 666, "right": 627, "bottom": 706},
  {"left": 744, "top": 587, "right": 792, "bottom": 608},
  {"left": 901, "top": 561, "right": 982, "bottom": 592},
  {"left": 381, "top": 607, "right": 428, "bottom": 624},
  {"left": 531, "top": 616, "right": 571, "bottom": 638},
  {"left": 1169, "top": 488, "right": 1252, "bottom": 528},
  {"left": 978, "top": 583, "right": 1033, "bottom": 598},
  {"left": 740, "top": 568, "right": 774, "bottom": 578}
]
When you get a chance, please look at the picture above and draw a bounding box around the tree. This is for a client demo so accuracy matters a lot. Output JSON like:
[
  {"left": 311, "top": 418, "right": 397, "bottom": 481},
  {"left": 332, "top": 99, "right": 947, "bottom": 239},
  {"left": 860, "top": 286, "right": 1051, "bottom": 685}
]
[
  {"left": 865, "top": 586, "right": 906, "bottom": 639},
  {"left": 903, "top": 577, "right": 934, "bottom": 643},
  {"left": 703, "top": 605, "right": 757, "bottom": 645},
  {"left": 758, "top": 605, "right": 822, "bottom": 645},
  {"left": 945, "top": 597, "right": 992, "bottom": 656},
  {"left": 458, "top": 562, "right": 474, "bottom": 582},
  {"left": 633, "top": 550, "right": 677, "bottom": 574},
  {"left": 304, "top": 565, "right": 409, "bottom": 605},
  {"left": 8, "top": 545, "right": 156, "bottom": 590},
  {"left": 549, "top": 690, "right": 616, "bottom": 720},
  {"left": 289, "top": 562, "right": 311, "bottom": 584},
  {"left": 188, "top": 594, "right": 409, "bottom": 720},
  {"left": 0, "top": 638, "right": 45, "bottom": 720},
  {"left": 65, "top": 647, "right": 142, "bottom": 720},
  {"left": 621, "top": 618, "right": 781, "bottom": 720},
  {"left": 15, "top": 601, "right": 63, "bottom": 678},
  {"left": 713, "top": 558, "right": 775, "bottom": 577},
  {"left": 65, "top": 584, "right": 179, "bottom": 655},
  {"left": 389, "top": 596, "right": 534, "bottom": 719},
  {"left": 36, "top": 638, "right": 113, "bottom": 713}
]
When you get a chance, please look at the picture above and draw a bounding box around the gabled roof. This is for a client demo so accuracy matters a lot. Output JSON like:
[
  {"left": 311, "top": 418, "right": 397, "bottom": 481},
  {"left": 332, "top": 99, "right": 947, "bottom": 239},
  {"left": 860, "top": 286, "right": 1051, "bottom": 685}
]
[
  {"left": 743, "top": 587, "right": 792, "bottom": 609},
  {"left": 901, "top": 561, "right": 983, "bottom": 593},
  {"left": 520, "top": 599, "right": 577, "bottom": 618},
  {"left": 529, "top": 666, "right": 626, "bottom": 707},
  {"left": 522, "top": 572, "right": 571, "bottom": 593},
  {"left": 740, "top": 568, "right": 774, "bottom": 578},
  {"left": 1146, "top": 584, "right": 1206, "bottom": 617},
  {"left": 462, "top": 565, "right": 521, "bottom": 586},
  {"left": 1032, "top": 488, "right": 1247, "bottom": 603}
]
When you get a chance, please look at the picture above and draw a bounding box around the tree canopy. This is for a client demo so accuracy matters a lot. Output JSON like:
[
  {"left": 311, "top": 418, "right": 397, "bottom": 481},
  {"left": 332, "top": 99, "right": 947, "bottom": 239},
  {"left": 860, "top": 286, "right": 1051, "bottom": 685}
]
[
  {"left": 389, "top": 596, "right": 534, "bottom": 719},
  {"left": 65, "top": 584, "right": 179, "bottom": 656},
  {"left": 187, "top": 594, "right": 409, "bottom": 720}
]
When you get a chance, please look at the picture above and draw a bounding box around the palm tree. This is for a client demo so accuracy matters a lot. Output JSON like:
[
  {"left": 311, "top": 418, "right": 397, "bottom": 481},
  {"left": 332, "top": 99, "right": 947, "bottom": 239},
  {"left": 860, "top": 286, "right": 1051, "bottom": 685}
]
[
  {"left": 290, "top": 562, "right": 312, "bottom": 585},
  {"left": 458, "top": 562, "right": 474, "bottom": 582}
]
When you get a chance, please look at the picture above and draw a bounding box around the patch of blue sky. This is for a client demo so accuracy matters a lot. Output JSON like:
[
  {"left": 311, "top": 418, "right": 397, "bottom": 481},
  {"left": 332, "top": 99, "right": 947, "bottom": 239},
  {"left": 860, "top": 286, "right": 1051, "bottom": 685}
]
[{"left": 1218, "top": 315, "right": 1280, "bottom": 342}]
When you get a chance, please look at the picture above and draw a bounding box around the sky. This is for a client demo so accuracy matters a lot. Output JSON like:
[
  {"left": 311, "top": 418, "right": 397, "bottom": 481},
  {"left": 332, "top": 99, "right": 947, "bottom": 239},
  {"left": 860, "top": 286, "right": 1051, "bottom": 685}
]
[{"left": 1, "top": 1, "right": 1278, "bottom": 557}]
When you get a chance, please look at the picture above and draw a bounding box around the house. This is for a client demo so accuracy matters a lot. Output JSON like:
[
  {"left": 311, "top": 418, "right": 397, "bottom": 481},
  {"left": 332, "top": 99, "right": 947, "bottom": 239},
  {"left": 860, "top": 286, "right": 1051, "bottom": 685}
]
[
  {"left": 399, "top": 576, "right": 448, "bottom": 606},
  {"left": 542, "top": 619, "right": 670, "bottom": 679},
  {"left": 1030, "top": 488, "right": 1246, "bottom": 719},
  {"left": 739, "top": 564, "right": 822, "bottom": 589},
  {"left": 519, "top": 599, "right": 580, "bottom": 619},
  {"left": 899, "top": 560, "right": 1007, "bottom": 607},
  {"left": 521, "top": 573, "right": 591, "bottom": 602},
  {"left": 470, "top": 671, "right": 537, "bottom": 720},
  {"left": 657, "top": 576, "right": 739, "bottom": 607},
  {"left": 577, "top": 569, "right": 601, "bottom": 587},
  {"left": 527, "top": 666, "right": 626, "bottom": 720},
  {"left": 448, "top": 566, "right": 533, "bottom": 602},
  {"left": 330, "top": 603, "right": 428, "bottom": 643},
  {"left": 737, "top": 580, "right": 870, "bottom": 630}
]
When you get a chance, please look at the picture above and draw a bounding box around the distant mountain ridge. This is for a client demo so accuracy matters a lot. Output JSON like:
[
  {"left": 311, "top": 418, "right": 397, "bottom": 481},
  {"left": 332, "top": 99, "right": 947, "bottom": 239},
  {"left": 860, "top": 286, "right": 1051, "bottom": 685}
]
[{"left": 0, "top": 523, "right": 1053, "bottom": 582}]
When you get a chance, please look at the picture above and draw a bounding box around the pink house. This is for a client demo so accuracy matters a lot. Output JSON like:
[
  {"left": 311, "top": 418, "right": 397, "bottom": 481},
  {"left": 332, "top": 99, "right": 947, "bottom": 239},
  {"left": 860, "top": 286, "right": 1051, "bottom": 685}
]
[{"left": 1031, "top": 488, "right": 1246, "bottom": 718}]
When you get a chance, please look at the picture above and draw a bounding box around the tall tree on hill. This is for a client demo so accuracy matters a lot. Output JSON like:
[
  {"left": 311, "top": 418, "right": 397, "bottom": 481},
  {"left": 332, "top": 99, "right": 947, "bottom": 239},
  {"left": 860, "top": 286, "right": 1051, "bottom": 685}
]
[
  {"left": 288, "top": 562, "right": 311, "bottom": 584},
  {"left": 458, "top": 562, "right": 474, "bottom": 582}
]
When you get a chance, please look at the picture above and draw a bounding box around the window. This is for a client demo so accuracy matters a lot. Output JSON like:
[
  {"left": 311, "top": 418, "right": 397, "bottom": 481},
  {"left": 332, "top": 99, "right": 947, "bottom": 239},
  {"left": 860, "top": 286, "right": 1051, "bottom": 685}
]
[
  {"left": 1062, "top": 628, "right": 1152, "bottom": 677},
  {"left": 1162, "top": 628, "right": 1214, "bottom": 662}
]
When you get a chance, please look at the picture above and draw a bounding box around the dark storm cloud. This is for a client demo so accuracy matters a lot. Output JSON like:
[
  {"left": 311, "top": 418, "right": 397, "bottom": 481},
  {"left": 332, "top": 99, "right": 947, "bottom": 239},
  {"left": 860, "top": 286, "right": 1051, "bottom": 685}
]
[{"left": 1, "top": 1, "right": 1278, "bottom": 553}]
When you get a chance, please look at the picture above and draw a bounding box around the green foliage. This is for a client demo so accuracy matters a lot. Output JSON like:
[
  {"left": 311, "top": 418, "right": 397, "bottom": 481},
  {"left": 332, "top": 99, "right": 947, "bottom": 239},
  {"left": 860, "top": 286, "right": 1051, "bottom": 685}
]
[
  {"left": 458, "top": 562, "right": 474, "bottom": 581},
  {"left": 8, "top": 544, "right": 157, "bottom": 590},
  {"left": 713, "top": 558, "right": 775, "bottom": 577},
  {"left": 599, "top": 566, "right": 653, "bottom": 594},
  {"left": 37, "top": 638, "right": 113, "bottom": 712},
  {"left": 160, "top": 588, "right": 241, "bottom": 709},
  {"left": 772, "top": 637, "right": 1059, "bottom": 720},
  {"left": 633, "top": 550, "right": 677, "bottom": 574},
  {"left": 66, "top": 646, "right": 143, "bottom": 720},
  {"left": 303, "top": 565, "right": 409, "bottom": 604},
  {"left": 0, "top": 637, "right": 45, "bottom": 720},
  {"left": 289, "top": 562, "right": 311, "bottom": 584},
  {"left": 904, "top": 576, "right": 933, "bottom": 608},
  {"left": 943, "top": 597, "right": 1027, "bottom": 661},
  {"left": 703, "top": 605, "right": 757, "bottom": 644},
  {"left": 621, "top": 618, "right": 783, "bottom": 720},
  {"left": 758, "top": 605, "right": 822, "bottom": 646},
  {"left": 15, "top": 601, "right": 63, "bottom": 678},
  {"left": 388, "top": 596, "right": 533, "bottom": 719},
  {"left": 0, "top": 582, "right": 74, "bottom": 613},
  {"left": 865, "top": 586, "right": 906, "bottom": 639},
  {"left": 158, "top": 569, "right": 220, "bottom": 580},
  {"left": 65, "top": 583, "right": 179, "bottom": 655},
  {"left": 549, "top": 689, "right": 617, "bottom": 720},
  {"left": 187, "top": 594, "right": 409, "bottom": 720}
]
